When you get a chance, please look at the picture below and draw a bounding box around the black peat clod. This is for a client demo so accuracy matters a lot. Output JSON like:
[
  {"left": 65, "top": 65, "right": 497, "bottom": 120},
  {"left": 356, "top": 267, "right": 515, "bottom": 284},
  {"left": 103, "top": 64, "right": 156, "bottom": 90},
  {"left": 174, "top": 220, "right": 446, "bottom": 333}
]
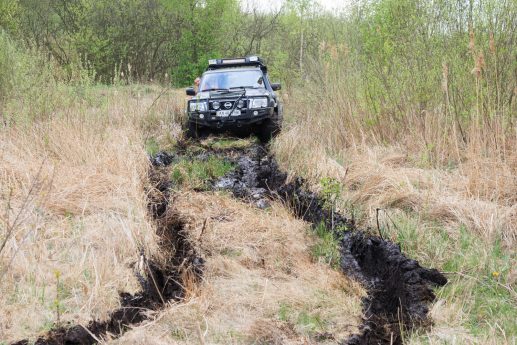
[{"left": 340, "top": 232, "right": 447, "bottom": 345}]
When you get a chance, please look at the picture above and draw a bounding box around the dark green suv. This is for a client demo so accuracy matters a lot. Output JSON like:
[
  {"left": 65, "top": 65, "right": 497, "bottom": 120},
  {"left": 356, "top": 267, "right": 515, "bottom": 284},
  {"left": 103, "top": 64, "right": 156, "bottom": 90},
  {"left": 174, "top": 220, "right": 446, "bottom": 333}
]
[{"left": 185, "top": 56, "right": 283, "bottom": 142}]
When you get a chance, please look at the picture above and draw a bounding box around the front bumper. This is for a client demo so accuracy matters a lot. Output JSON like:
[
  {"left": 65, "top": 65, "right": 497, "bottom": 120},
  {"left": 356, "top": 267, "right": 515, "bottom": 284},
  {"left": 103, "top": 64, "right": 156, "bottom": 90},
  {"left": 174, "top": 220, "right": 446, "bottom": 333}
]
[{"left": 187, "top": 107, "right": 273, "bottom": 128}]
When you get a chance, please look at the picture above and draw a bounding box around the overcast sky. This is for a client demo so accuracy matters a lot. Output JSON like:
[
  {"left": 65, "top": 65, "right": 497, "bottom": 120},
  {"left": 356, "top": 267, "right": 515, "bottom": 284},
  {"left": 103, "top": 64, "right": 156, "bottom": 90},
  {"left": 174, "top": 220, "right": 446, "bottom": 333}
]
[{"left": 241, "top": 0, "right": 351, "bottom": 13}]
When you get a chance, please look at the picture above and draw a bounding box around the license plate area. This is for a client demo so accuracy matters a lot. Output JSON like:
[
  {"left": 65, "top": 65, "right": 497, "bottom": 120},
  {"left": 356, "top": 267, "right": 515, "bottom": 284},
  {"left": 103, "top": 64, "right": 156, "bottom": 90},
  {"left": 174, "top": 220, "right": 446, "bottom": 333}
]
[{"left": 216, "top": 109, "right": 241, "bottom": 117}]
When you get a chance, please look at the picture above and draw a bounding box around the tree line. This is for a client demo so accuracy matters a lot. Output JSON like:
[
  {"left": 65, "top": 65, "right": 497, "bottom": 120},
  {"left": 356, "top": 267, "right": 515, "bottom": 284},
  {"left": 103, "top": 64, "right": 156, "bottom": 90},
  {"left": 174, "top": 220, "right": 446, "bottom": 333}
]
[{"left": 1, "top": 0, "right": 516, "bottom": 119}]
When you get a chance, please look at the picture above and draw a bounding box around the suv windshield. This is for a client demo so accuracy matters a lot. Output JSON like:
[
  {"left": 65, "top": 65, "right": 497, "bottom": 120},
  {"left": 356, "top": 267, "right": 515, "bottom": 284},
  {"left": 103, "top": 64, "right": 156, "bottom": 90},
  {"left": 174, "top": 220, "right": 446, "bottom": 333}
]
[{"left": 200, "top": 70, "right": 265, "bottom": 91}]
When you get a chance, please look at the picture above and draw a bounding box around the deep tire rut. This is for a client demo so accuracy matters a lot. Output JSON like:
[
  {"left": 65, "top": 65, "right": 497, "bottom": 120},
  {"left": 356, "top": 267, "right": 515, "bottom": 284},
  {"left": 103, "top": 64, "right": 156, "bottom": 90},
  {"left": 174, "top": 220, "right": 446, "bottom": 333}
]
[{"left": 12, "top": 160, "right": 203, "bottom": 345}]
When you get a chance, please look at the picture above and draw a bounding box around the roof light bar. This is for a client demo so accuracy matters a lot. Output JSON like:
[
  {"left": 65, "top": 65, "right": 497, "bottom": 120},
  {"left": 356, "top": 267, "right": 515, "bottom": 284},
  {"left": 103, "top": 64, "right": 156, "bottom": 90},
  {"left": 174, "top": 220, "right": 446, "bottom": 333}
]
[
  {"left": 222, "top": 58, "right": 246, "bottom": 64},
  {"left": 206, "top": 56, "right": 266, "bottom": 71}
]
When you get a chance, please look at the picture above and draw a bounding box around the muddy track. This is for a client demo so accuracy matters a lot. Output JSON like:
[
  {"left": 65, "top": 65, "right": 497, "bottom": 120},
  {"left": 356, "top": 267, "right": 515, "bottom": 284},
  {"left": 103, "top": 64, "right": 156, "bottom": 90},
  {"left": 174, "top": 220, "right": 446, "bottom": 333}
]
[
  {"left": 12, "top": 162, "right": 203, "bottom": 345},
  {"left": 161, "top": 140, "right": 447, "bottom": 345},
  {"left": 13, "top": 138, "right": 446, "bottom": 345}
]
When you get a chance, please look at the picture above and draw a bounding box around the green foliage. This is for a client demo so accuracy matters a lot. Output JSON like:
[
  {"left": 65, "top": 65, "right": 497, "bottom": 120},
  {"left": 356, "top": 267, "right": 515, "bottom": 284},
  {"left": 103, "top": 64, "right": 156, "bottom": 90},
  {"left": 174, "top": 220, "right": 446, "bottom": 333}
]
[
  {"left": 310, "top": 222, "right": 340, "bottom": 268},
  {"left": 145, "top": 137, "right": 160, "bottom": 157},
  {"left": 0, "top": 0, "right": 19, "bottom": 33},
  {"left": 170, "top": 156, "right": 234, "bottom": 190},
  {"left": 0, "top": 30, "right": 57, "bottom": 122},
  {"left": 319, "top": 177, "right": 341, "bottom": 211}
]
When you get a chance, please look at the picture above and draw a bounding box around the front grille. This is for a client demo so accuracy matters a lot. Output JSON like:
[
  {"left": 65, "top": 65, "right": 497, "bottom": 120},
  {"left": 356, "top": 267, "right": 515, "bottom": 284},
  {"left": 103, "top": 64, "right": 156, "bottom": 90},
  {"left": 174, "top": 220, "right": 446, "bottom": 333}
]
[{"left": 209, "top": 100, "right": 248, "bottom": 111}]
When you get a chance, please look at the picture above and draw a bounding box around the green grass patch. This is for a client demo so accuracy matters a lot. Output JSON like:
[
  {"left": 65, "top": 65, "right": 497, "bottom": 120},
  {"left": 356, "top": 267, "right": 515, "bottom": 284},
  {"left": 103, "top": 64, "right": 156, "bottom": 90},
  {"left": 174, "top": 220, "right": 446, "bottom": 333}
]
[
  {"left": 203, "top": 137, "right": 256, "bottom": 150},
  {"left": 145, "top": 137, "right": 160, "bottom": 156},
  {"left": 384, "top": 213, "right": 517, "bottom": 341},
  {"left": 310, "top": 222, "right": 341, "bottom": 269},
  {"left": 277, "top": 302, "right": 325, "bottom": 336},
  {"left": 170, "top": 156, "right": 234, "bottom": 190}
]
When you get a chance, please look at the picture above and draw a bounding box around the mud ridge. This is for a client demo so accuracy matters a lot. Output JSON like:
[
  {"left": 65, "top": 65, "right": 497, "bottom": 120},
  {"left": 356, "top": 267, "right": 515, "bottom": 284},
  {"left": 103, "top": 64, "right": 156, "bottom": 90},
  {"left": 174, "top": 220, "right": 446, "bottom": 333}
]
[
  {"left": 188, "top": 140, "right": 446, "bottom": 345},
  {"left": 12, "top": 159, "right": 203, "bottom": 345}
]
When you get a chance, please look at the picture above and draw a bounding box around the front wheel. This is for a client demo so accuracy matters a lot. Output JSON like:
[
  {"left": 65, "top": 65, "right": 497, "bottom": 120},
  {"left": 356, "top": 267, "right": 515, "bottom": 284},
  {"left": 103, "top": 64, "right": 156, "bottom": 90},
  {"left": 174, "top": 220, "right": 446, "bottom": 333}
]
[
  {"left": 257, "top": 118, "right": 281, "bottom": 143},
  {"left": 185, "top": 121, "right": 203, "bottom": 139}
]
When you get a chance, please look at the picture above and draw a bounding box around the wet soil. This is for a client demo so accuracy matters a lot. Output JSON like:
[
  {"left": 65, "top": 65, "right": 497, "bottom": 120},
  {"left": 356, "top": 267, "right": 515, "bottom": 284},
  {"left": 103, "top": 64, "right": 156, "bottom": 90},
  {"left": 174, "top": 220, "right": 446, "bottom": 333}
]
[
  {"left": 169, "top": 139, "right": 447, "bottom": 345},
  {"left": 12, "top": 161, "right": 203, "bottom": 345}
]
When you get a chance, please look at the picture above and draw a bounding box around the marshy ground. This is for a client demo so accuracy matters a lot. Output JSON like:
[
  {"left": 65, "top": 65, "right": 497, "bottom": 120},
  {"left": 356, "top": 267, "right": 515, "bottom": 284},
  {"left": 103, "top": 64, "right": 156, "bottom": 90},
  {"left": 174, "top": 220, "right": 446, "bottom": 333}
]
[{"left": 12, "top": 135, "right": 447, "bottom": 345}]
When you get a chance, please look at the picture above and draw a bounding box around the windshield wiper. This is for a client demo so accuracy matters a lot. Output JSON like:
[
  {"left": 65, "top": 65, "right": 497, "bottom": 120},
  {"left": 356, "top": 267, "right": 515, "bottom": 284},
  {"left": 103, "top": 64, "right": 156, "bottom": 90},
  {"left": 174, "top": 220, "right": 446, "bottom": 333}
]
[
  {"left": 229, "top": 86, "right": 260, "bottom": 90},
  {"left": 203, "top": 88, "right": 230, "bottom": 93}
]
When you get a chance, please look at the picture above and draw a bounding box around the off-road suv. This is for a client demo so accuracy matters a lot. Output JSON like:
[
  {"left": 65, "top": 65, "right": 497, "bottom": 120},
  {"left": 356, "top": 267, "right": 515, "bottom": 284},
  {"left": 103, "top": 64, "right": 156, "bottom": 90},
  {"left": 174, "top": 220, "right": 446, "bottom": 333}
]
[{"left": 185, "top": 56, "right": 283, "bottom": 142}]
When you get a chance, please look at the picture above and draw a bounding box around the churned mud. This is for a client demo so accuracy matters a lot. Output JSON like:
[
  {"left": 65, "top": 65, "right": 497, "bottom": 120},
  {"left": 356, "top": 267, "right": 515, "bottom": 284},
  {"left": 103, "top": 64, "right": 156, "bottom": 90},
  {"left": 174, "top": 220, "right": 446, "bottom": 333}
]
[
  {"left": 12, "top": 160, "right": 203, "bottom": 345},
  {"left": 340, "top": 232, "right": 447, "bottom": 345},
  {"left": 167, "top": 138, "right": 447, "bottom": 345}
]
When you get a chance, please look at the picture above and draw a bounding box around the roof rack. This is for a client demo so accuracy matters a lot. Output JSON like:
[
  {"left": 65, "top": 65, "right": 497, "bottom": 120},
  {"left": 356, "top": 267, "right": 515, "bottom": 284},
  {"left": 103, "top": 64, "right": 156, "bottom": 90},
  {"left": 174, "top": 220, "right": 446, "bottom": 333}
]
[{"left": 206, "top": 56, "right": 267, "bottom": 72}]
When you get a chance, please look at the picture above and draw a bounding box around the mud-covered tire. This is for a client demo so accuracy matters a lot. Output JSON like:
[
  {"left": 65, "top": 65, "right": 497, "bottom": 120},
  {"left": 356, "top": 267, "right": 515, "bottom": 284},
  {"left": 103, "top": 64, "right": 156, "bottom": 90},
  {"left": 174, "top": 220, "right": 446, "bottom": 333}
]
[
  {"left": 257, "top": 118, "right": 281, "bottom": 143},
  {"left": 185, "top": 121, "right": 203, "bottom": 139}
]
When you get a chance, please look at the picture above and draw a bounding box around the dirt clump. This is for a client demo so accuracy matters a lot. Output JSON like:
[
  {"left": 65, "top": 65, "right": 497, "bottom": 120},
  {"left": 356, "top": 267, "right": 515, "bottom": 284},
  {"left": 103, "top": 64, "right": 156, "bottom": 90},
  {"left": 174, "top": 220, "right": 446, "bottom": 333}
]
[{"left": 340, "top": 232, "right": 447, "bottom": 345}]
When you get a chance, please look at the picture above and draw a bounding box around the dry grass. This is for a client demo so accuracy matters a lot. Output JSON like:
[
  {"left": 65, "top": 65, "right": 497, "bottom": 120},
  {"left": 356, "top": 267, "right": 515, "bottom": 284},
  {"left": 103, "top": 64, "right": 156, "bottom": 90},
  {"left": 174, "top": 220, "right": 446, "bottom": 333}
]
[
  {"left": 0, "top": 85, "right": 183, "bottom": 342},
  {"left": 114, "top": 192, "right": 364, "bottom": 344},
  {"left": 273, "top": 90, "right": 517, "bottom": 248},
  {"left": 272, "top": 85, "right": 517, "bottom": 343}
]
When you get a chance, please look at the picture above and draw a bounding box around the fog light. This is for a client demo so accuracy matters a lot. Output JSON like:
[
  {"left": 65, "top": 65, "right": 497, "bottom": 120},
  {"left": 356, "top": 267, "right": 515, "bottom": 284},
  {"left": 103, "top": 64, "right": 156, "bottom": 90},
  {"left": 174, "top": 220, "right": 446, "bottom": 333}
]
[
  {"left": 253, "top": 110, "right": 258, "bottom": 116},
  {"left": 199, "top": 114, "right": 204, "bottom": 119}
]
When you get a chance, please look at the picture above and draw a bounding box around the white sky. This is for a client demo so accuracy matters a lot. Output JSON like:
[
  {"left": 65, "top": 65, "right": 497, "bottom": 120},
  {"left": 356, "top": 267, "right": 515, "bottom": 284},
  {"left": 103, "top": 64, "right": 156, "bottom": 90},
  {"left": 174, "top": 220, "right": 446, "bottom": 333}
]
[{"left": 241, "top": 0, "right": 351, "bottom": 13}]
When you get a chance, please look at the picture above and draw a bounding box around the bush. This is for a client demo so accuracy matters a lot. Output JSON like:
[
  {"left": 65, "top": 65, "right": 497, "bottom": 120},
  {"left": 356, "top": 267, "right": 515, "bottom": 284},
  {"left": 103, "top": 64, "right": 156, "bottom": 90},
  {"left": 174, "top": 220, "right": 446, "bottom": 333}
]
[{"left": 0, "top": 30, "right": 95, "bottom": 124}]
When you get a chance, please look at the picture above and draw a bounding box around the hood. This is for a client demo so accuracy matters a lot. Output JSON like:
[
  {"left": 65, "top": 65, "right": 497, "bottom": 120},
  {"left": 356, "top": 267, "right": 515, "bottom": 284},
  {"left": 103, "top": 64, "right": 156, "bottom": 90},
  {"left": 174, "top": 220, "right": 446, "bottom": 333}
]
[{"left": 196, "top": 88, "right": 270, "bottom": 99}]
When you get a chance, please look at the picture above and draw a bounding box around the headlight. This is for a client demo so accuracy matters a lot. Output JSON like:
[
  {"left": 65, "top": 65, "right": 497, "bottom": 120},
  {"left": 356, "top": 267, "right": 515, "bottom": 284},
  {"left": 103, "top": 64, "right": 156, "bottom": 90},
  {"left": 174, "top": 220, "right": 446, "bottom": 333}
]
[
  {"left": 250, "top": 97, "right": 268, "bottom": 109},
  {"left": 212, "top": 101, "right": 220, "bottom": 110},
  {"left": 237, "top": 100, "right": 245, "bottom": 108},
  {"left": 189, "top": 101, "right": 207, "bottom": 112}
]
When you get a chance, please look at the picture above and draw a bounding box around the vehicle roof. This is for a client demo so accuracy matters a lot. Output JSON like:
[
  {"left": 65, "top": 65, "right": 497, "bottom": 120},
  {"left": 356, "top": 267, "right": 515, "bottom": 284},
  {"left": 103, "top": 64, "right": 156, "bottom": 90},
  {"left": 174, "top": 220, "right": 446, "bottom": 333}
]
[{"left": 203, "top": 67, "right": 263, "bottom": 75}]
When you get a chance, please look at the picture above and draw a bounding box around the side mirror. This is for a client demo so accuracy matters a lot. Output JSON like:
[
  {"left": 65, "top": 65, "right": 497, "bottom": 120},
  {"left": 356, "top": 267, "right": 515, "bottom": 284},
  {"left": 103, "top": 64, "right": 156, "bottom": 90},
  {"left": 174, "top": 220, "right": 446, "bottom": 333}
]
[
  {"left": 271, "top": 83, "right": 281, "bottom": 91},
  {"left": 186, "top": 87, "right": 196, "bottom": 96}
]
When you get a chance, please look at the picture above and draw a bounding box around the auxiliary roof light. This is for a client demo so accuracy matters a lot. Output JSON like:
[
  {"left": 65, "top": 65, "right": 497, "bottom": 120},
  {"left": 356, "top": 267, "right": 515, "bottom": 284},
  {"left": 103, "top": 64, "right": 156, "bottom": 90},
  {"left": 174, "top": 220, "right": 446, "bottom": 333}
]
[
  {"left": 248, "top": 56, "right": 259, "bottom": 62},
  {"left": 222, "top": 58, "right": 246, "bottom": 64}
]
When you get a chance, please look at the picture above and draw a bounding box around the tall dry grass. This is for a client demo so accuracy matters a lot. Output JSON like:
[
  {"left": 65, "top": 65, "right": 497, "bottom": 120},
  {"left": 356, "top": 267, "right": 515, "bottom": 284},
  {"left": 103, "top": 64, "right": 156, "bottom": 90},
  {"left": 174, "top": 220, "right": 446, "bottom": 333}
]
[
  {"left": 0, "top": 85, "right": 184, "bottom": 342},
  {"left": 274, "top": 47, "right": 517, "bottom": 248},
  {"left": 273, "top": 43, "right": 517, "bottom": 343}
]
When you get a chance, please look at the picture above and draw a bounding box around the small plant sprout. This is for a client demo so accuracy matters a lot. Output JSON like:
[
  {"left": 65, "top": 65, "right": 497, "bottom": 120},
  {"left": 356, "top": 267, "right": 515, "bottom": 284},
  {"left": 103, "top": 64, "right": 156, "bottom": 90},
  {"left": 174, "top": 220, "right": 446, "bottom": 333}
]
[
  {"left": 54, "top": 270, "right": 62, "bottom": 327},
  {"left": 319, "top": 177, "right": 342, "bottom": 231}
]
